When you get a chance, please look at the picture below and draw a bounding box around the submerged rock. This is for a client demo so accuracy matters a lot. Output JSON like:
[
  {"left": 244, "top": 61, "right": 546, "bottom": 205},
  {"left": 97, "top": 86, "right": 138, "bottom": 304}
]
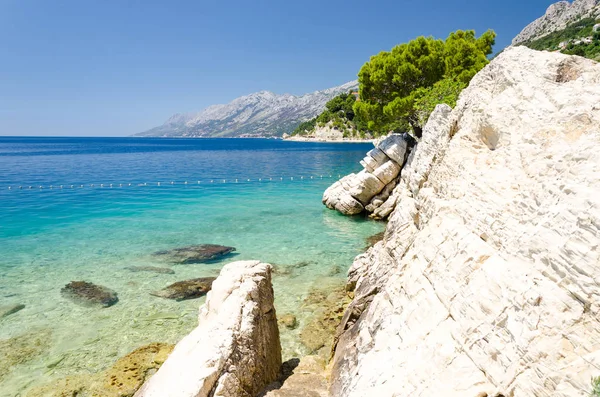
[
  {"left": 26, "top": 342, "right": 174, "bottom": 397},
  {"left": 61, "top": 281, "right": 119, "bottom": 308},
  {"left": 278, "top": 314, "right": 298, "bottom": 330},
  {"left": 0, "top": 303, "right": 25, "bottom": 318},
  {"left": 261, "top": 356, "right": 329, "bottom": 397},
  {"left": 135, "top": 261, "right": 281, "bottom": 397},
  {"left": 364, "top": 231, "right": 385, "bottom": 250},
  {"left": 0, "top": 328, "right": 52, "bottom": 382},
  {"left": 152, "top": 244, "right": 235, "bottom": 264},
  {"left": 299, "top": 284, "right": 351, "bottom": 357},
  {"left": 125, "top": 266, "right": 175, "bottom": 274},
  {"left": 150, "top": 277, "right": 216, "bottom": 301}
]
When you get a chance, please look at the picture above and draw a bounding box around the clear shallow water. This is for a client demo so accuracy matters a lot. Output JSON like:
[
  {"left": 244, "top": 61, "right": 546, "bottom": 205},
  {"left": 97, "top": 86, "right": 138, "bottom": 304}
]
[{"left": 0, "top": 137, "right": 383, "bottom": 395}]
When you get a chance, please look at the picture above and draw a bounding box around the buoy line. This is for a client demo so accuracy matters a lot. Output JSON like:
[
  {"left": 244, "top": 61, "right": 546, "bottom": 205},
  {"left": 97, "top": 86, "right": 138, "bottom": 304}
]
[{"left": 3, "top": 174, "right": 345, "bottom": 192}]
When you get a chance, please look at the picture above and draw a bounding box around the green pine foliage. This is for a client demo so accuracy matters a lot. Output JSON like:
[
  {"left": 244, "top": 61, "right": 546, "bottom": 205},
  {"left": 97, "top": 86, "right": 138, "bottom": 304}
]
[
  {"left": 591, "top": 377, "right": 600, "bottom": 397},
  {"left": 413, "top": 78, "right": 467, "bottom": 126},
  {"left": 354, "top": 29, "right": 495, "bottom": 137},
  {"left": 291, "top": 92, "right": 368, "bottom": 138}
]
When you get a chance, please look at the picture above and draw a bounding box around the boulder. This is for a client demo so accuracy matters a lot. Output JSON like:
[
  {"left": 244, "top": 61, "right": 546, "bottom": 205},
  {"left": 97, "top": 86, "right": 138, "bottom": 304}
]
[
  {"left": 371, "top": 160, "right": 401, "bottom": 185},
  {"left": 135, "top": 260, "right": 281, "bottom": 397},
  {"left": 376, "top": 133, "right": 408, "bottom": 164},
  {"left": 125, "top": 266, "right": 175, "bottom": 274},
  {"left": 278, "top": 314, "right": 298, "bottom": 330},
  {"left": 152, "top": 244, "right": 235, "bottom": 264},
  {"left": 347, "top": 171, "right": 385, "bottom": 205},
  {"left": 150, "top": 277, "right": 216, "bottom": 301},
  {"left": 331, "top": 47, "right": 600, "bottom": 397},
  {"left": 61, "top": 281, "right": 118, "bottom": 308}
]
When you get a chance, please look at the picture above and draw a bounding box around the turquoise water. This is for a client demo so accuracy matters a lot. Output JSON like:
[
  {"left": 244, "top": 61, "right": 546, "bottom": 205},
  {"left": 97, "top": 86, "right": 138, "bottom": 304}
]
[{"left": 0, "top": 137, "right": 383, "bottom": 395}]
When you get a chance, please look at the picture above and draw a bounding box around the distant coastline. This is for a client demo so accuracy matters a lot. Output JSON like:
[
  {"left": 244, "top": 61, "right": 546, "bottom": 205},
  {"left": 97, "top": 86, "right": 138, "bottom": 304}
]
[{"left": 283, "top": 135, "right": 374, "bottom": 143}]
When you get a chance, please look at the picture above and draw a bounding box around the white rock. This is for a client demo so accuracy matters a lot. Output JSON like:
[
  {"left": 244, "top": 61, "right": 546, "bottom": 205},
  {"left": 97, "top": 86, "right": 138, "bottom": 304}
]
[
  {"left": 376, "top": 133, "right": 408, "bottom": 164},
  {"left": 348, "top": 170, "right": 386, "bottom": 205},
  {"left": 372, "top": 160, "right": 401, "bottom": 185},
  {"left": 135, "top": 260, "right": 281, "bottom": 397},
  {"left": 331, "top": 47, "right": 600, "bottom": 397}
]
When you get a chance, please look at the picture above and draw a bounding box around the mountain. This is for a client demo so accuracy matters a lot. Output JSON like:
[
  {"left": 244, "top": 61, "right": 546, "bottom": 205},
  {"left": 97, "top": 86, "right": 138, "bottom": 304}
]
[
  {"left": 137, "top": 81, "right": 358, "bottom": 138},
  {"left": 512, "top": 0, "right": 600, "bottom": 45}
]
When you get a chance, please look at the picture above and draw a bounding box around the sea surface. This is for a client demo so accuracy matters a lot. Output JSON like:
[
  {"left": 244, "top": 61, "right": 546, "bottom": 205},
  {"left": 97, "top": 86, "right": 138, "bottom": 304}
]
[{"left": 0, "top": 137, "right": 383, "bottom": 395}]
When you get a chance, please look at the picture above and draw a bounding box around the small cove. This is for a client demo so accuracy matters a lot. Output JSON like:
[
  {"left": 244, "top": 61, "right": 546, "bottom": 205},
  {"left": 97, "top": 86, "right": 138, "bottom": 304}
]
[{"left": 0, "top": 137, "right": 384, "bottom": 395}]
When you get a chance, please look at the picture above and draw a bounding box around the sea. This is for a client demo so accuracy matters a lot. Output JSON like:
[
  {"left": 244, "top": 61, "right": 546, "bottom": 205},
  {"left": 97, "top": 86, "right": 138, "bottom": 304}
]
[{"left": 0, "top": 137, "right": 383, "bottom": 395}]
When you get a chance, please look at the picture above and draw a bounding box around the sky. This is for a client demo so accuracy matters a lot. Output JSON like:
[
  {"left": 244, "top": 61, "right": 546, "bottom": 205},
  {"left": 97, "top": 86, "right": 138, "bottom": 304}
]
[{"left": 0, "top": 0, "right": 556, "bottom": 137}]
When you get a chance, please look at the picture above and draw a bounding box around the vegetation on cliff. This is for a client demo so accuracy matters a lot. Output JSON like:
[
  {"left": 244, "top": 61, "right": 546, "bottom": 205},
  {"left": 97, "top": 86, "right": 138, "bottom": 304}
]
[
  {"left": 292, "top": 29, "right": 495, "bottom": 139},
  {"left": 291, "top": 92, "right": 368, "bottom": 138},
  {"left": 520, "top": 17, "right": 600, "bottom": 60}
]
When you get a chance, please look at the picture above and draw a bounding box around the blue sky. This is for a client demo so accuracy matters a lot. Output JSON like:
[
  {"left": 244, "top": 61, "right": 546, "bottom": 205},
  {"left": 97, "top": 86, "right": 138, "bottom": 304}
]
[{"left": 1, "top": 0, "right": 554, "bottom": 136}]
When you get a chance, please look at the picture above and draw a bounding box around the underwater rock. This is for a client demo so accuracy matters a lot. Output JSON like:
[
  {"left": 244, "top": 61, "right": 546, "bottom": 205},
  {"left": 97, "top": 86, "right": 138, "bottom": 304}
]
[
  {"left": 261, "top": 356, "right": 329, "bottom": 397},
  {"left": 0, "top": 303, "right": 25, "bottom": 318},
  {"left": 152, "top": 244, "right": 236, "bottom": 264},
  {"left": 125, "top": 266, "right": 175, "bottom": 274},
  {"left": 26, "top": 342, "right": 174, "bottom": 397},
  {"left": 278, "top": 314, "right": 298, "bottom": 330},
  {"left": 150, "top": 277, "right": 216, "bottom": 301},
  {"left": 0, "top": 328, "right": 52, "bottom": 382},
  {"left": 299, "top": 284, "right": 351, "bottom": 357},
  {"left": 364, "top": 231, "right": 385, "bottom": 250},
  {"left": 61, "top": 281, "right": 119, "bottom": 308}
]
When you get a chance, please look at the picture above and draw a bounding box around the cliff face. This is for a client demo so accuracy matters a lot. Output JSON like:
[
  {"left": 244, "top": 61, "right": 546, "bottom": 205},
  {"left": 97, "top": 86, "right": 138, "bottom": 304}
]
[
  {"left": 331, "top": 47, "right": 600, "bottom": 396},
  {"left": 512, "top": 0, "right": 600, "bottom": 45}
]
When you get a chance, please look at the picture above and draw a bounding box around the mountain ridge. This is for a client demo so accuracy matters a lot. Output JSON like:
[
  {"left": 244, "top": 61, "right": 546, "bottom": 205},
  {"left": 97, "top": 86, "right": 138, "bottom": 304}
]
[
  {"left": 136, "top": 81, "right": 358, "bottom": 138},
  {"left": 512, "top": 0, "right": 600, "bottom": 45}
]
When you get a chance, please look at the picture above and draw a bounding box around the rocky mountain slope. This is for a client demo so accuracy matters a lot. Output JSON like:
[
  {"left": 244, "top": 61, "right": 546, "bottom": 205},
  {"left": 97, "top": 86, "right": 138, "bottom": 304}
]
[
  {"left": 328, "top": 46, "right": 600, "bottom": 396},
  {"left": 137, "top": 81, "right": 358, "bottom": 138},
  {"left": 512, "top": 0, "right": 600, "bottom": 45}
]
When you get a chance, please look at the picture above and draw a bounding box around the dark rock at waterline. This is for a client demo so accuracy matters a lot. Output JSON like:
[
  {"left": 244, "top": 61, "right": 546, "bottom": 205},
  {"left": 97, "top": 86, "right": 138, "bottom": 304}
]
[
  {"left": 61, "top": 281, "right": 119, "bottom": 308},
  {"left": 0, "top": 304, "right": 25, "bottom": 318},
  {"left": 364, "top": 231, "right": 385, "bottom": 250},
  {"left": 152, "top": 244, "right": 236, "bottom": 264},
  {"left": 124, "top": 266, "right": 175, "bottom": 274},
  {"left": 150, "top": 277, "right": 216, "bottom": 301}
]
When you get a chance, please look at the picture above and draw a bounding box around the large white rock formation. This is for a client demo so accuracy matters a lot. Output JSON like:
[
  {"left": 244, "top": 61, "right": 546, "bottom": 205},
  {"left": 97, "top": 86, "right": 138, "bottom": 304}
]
[
  {"left": 323, "top": 134, "right": 411, "bottom": 216},
  {"left": 331, "top": 47, "right": 600, "bottom": 397},
  {"left": 135, "top": 261, "right": 281, "bottom": 397}
]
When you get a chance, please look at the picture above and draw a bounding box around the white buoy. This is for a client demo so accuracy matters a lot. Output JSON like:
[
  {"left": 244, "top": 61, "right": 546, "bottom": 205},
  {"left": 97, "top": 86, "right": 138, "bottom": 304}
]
[
  {"left": 70, "top": 185, "right": 74, "bottom": 188},
  {"left": 235, "top": 179, "right": 238, "bottom": 183},
  {"left": 269, "top": 178, "right": 272, "bottom": 181},
  {"left": 19, "top": 186, "right": 22, "bottom": 189},
  {"left": 223, "top": 179, "right": 226, "bottom": 183},
  {"left": 109, "top": 184, "right": 112, "bottom": 188},
  {"left": 291, "top": 177, "right": 294, "bottom": 180},
  {"left": 184, "top": 181, "right": 188, "bottom": 185},
  {"left": 211, "top": 180, "right": 214, "bottom": 183},
  {"left": 259, "top": 178, "right": 261, "bottom": 182},
  {"left": 101, "top": 184, "right": 104, "bottom": 187},
  {"left": 158, "top": 182, "right": 161, "bottom": 186},
  {"left": 39, "top": 186, "right": 43, "bottom": 189},
  {"left": 59, "top": 185, "right": 62, "bottom": 189},
  {"left": 171, "top": 181, "right": 174, "bottom": 185},
  {"left": 128, "top": 183, "right": 131, "bottom": 186},
  {"left": 119, "top": 184, "right": 122, "bottom": 187}
]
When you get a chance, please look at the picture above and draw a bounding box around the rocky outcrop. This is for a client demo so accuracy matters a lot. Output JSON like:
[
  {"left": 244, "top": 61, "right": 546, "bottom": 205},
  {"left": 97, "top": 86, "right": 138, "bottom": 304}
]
[
  {"left": 322, "top": 133, "right": 414, "bottom": 217},
  {"left": 331, "top": 47, "right": 600, "bottom": 396},
  {"left": 150, "top": 277, "right": 216, "bottom": 301},
  {"left": 135, "top": 260, "right": 281, "bottom": 397},
  {"left": 512, "top": 0, "right": 600, "bottom": 45},
  {"left": 152, "top": 244, "right": 236, "bottom": 264},
  {"left": 61, "top": 281, "right": 119, "bottom": 307}
]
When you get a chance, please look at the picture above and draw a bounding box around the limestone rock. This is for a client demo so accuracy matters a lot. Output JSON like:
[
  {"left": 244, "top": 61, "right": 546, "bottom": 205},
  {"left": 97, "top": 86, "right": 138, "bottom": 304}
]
[
  {"left": 376, "top": 133, "right": 408, "bottom": 164},
  {"left": 323, "top": 134, "right": 413, "bottom": 216},
  {"left": 152, "top": 244, "right": 235, "bottom": 264},
  {"left": 331, "top": 47, "right": 600, "bottom": 397},
  {"left": 261, "top": 356, "right": 329, "bottom": 397},
  {"left": 0, "top": 303, "right": 25, "bottom": 318},
  {"left": 150, "top": 277, "right": 216, "bottom": 301},
  {"left": 61, "top": 281, "right": 118, "bottom": 308},
  {"left": 125, "top": 266, "right": 175, "bottom": 274},
  {"left": 135, "top": 260, "right": 281, "bottom": 397}
]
